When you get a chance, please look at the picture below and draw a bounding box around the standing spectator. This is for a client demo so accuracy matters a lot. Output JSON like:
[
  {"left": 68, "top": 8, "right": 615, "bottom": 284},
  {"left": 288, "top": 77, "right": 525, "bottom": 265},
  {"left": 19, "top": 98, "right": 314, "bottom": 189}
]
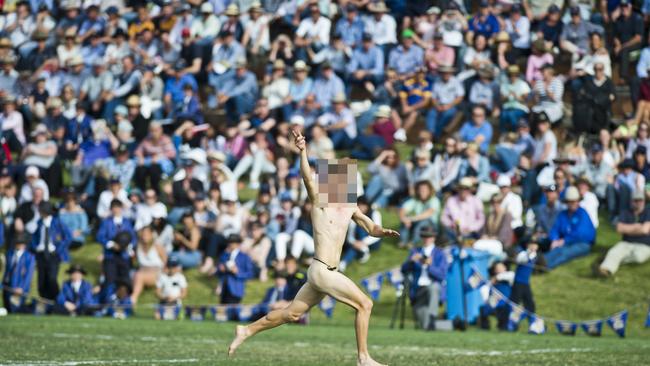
[
  {"left": 30, "top": 202, "right": 71, "bottom": 301},
  {"left": 2, "top": 232, "right": 34, "bottom": 313},
  {"left": 96, "top": 199, "right": 136, "bottom": 288},
  {"left": 546, "top": 186, "right": 596, "bottom": 269},
  {"left": 217, "top": 234, "right": 254, "bottom": 304},
  {"left": 401, "top": 226, "right": 448, "bottom": 330}
]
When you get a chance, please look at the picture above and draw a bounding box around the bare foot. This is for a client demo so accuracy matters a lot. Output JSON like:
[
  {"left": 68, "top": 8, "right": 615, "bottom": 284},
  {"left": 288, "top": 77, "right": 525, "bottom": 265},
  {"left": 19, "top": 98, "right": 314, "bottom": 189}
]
[
  {"left": 228, "top": 325, "right": 249, "bottom": 357},
  {"left": 357, "top": 356, "right": 387, "bottom": 366}
]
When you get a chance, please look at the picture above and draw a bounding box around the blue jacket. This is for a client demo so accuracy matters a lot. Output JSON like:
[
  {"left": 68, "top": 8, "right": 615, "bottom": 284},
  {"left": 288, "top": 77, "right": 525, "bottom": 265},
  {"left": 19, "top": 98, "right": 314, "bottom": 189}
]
[
  {"left": 65, "top": 114, "right": 93, "bottom": 144},
  {"left": 401, "top": 246, "right": 449, "bottom": 300},
  {"left": 56, "top": 280, "right": 96, "bottom": 308},
  {"left": 217, "top": 250, "right": 254, "bottom": 299},
  {"left": 96, "top": 217, "right": 136, "bottom": 260},
  {"left": 261, "top": 285, "right": 292, "bottom": 305},
  {"left": 549, "top": 207, "right": 596, "bottom": 246},
  {"left": 29, "top": 217, "right": 72, "bottom": 262},
  {"left": 3, "top": 249, "right": 35, "bottom": 294}
]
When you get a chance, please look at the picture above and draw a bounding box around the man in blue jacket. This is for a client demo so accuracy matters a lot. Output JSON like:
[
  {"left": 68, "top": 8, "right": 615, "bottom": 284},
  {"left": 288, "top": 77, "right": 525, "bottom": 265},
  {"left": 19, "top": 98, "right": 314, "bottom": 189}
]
[
  {"left": 29, "top": 202, "right": 72, "bottom": 301},
  {"left": 3, "top": 233, "right": 35, "bottom": 312},
  {"left": 96, "top": 199, "right": 136, "bottom": 288},
  {"left": 401, "top": 225, "right": 449, "bottom": 330},
  {"left": 56, "top": 264, "right": 97, "bottom": 315},
  {"left": 261, "top": 272, "right": 292, "bottom": 311},
  {"left": 217, "top": 234, "right": 254, "bottom": 304},
  {"left": 546, "top": 186, "right": 596, "bottom": 269}
]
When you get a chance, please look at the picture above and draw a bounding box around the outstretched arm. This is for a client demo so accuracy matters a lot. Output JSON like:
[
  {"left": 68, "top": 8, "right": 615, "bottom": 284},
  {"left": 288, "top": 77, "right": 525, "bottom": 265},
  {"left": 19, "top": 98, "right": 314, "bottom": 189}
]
[
  {"left": 352, "top": 208, "right": 399, "bottom": 238},
  {"left": 291, "top": 129, "right": 317, "bottom": 203}
]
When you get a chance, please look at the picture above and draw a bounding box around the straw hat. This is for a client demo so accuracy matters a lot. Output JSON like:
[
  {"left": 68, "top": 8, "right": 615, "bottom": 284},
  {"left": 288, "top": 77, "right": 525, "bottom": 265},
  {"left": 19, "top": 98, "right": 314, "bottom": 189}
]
[
  {"left": 369, "top": 2, "right": 389, "bottom": 12},
  {"left": 225, "top": 4, "right": 240, "bottom": 16},
  {"left": 375, "top": 105, "right": 391, "bottom": 118}
]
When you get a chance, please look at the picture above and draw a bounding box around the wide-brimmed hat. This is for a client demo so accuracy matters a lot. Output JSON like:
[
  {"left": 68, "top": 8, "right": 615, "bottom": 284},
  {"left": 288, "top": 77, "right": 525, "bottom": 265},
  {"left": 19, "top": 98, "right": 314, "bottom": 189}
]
[
  {"left": 506, "top": 64, "right": 521, "bottom": 75},
  {"left": 495, "top": 31, "right": 510, "bottom": 43},
  {"left": 290, "top": 115, "right": 305, "bottom": 126},
  {"left": 438, "top": 65, "right": 456, "bottom": 74},
  {"left": 331, "top": 92, "right": 347, "bottom": 104},
  {"left": 369, "top": 2, "right": 389, "bottom": 12},
  {"left": 225, "top": 3, "right": 240, "bottom": 16},
  {"left": 0, "top": 38, "right": 13, "bottom": 48},
  {"left": 249, "top": 1, "right": 263, "bottom": 12},
  {"left": 30, "top": 123, "right": 50, "bottom": 137},
  {"left": 272, "top": 59, "right": 286, "bottom": 70},
  {"left": 458, "top": 177, "right": 474, "bottom": 189},
  {"left": 419, "top": 225, "right": 437, "bottom": 238},
  {"left": 553, "top": 153, "right": 576, "bottom": 165},
  {"left": 207, "top": 150, "right": 227, "bottom": 162},
  {"left": 564, "top": 186, "right": 581, "bottom": 201},
  {"left": 294, "top": 60, "right": 309, "bottom": 71},
  {"left": 478, "top": 66, "right": 494, "bottom": 79},
  {"left": 126, "top": 95, "right": 141, "bottom": 107},
  {"left": 68, "top": 55, "right": 84, "bottom": 66},
  {"left": 375, "top": 105, "right": 391, "bottom": 118},
  {"left": 66, "top": 264, "right": 87, "bottom": 275},
  {"left": 200, "top": 2, "right": 214, "bottom": 13}
]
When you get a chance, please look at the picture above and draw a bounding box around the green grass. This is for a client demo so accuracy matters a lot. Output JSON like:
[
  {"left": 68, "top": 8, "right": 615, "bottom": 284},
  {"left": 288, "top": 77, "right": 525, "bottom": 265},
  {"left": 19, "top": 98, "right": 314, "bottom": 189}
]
[{"left": 1, "top": 315, "right": 650, "bottom": 366}]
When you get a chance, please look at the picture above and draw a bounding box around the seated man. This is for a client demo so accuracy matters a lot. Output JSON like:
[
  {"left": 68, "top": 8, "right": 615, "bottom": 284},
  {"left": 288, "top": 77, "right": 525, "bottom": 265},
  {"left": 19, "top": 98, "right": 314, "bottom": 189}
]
[
  {"left": 458, "top": 105, "right": 493, "bottom": 154},
  {"left": 401, "top": 226, "right": 448, "bottom": 330},
  {"left": 399, "top": 67, "right": 432, "bottom": 135},
  {"left": 546, "top": 186, "right": 596, "bottom": 269},
  {"left": 261, "top": 272, "right": 293, "bottom": 311},
  {"left": 599, "top": 191, "right": 650, "bottom": 276},
  {"left": 441, "top": 178, "right": 485, "bottom": 243},
  {"left": 2, "top": 233, "right": 35, "bottom": 313},
  {"left": 55, "top": 264, "right": 97, "bottom": 316},
  {"left": 347, "top": 33, "right": 384, "bottom": 93}
]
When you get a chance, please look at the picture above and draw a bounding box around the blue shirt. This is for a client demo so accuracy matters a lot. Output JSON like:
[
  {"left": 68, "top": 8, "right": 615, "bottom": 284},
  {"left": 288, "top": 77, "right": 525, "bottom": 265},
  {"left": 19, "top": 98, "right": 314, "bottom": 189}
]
[
  {"left": 164, "top": 74, "right": 199, "bottom": 104},
  {"left": 212, "top": 41, "right": 245, "bottom": 69},
  {"left": 312, "top": 74, "right": 345, "bottom": 108},
  {"left": 549, "top": 207, "right": 596, "bottom": 245},
  {"left": 388, "top": 44, "right": 424, "bottom": 75},
  {"left": 469, "top": 14, "right": 500, "bottom": 38},
  {"left": 221, "top": 70, "right": 259, "bottom": 99},
  {"left": 289, "top": 77, "right": 313, "bottom": 103},
  {"left": 347, "top": 46, "right": 384, "bottom": 76},
  {"left": 459, "top": 121, "right": 493, "bottom": 153},
  {"left": 637, "top": 47, "right": 650, "bottom": 78},
  {"left": 335, "top": 17, "right": 365, "bottom": 47}
]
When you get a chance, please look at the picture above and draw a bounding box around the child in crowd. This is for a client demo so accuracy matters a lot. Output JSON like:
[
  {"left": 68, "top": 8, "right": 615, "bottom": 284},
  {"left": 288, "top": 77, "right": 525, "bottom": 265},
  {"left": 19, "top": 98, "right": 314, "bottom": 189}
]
[
  {"left": 510, "top": 242, "right": 538, "bottom": 314},
  {"left": 155, "top": 255, "right": 188, "bottom": 320},
  {"left": 479, "top": 261, "right": 514, "bottom": 330}
]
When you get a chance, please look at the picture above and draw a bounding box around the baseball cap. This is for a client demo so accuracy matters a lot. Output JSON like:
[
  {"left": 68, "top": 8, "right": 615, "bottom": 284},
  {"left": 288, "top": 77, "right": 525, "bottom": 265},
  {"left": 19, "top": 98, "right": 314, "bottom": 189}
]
[{"left": 402, "top": 29, "right": 415, "bottom": 38}]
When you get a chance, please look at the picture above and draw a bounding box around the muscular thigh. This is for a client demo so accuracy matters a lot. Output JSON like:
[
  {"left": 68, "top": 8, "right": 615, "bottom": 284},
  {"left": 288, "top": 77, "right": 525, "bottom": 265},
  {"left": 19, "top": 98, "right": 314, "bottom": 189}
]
[
  {"left": 313, "top": 269, "right": 369, "bottom": 310},
  {"left": 289, "top": 282, "right": 325, "bottom": 314}
]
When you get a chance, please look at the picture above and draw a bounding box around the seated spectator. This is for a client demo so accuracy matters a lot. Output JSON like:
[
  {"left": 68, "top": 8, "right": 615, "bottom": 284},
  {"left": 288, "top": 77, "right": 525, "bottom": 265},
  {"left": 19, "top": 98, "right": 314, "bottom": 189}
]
[
  {"left": 217, "top": 234, "right": 254, "bottom": 304},
  {"left": 431, "top": 137, "right": 462, "bottom": 193},
  {"left": 216, "top": 59, "right": 259, "bottom": 124},
  {"left": 316, "top": 93, "right": 357, "bottom": 149},
  {"left": 613, "top": 0, "right": 643, "bottom": 84},
  {"left": 96, "top": 177, "right": 131, "bottom": 220},
  {"left": 58, "top": 188, "right": 89, "bottom": 249},
  {"left": 625, "top": 122, "right": 650, "bottom": 159},
  {"left": 131, "top": 226, "right": 167, "bottom": 304},
  {"left": 500, "top": 65, "right": 531, "bottom": 132},
  {"left": 55, "top": 264, "right": 97, "bottom": 316},
  {"left": 365, "top": 2, "right": 398, "bottom": 53},
  {"left": 399, "top": 67, "right": 432, "bottom": 135},
  {"left": 232, "top": 130, "right": 277, "bottom": 190},
  {"left": 388, "top": 29, "right": 424, "bottom": 78},
  {"left": 503, "top": 4, "right": 530, "bottom": 58},
  {"left": 526, "top": 39, "right": 553, "bottom": 84},
  {"left": 96, "top": 200, "right": 136, "bottom": 288},
  {"left": 426, "top": 66, "right": 463, "bottom": 139},
  {"left": 398, "top": 181, "right": 440, "bottom": 248},
  {"left": 169, "top": 160, "right": 204, "bottom": 225},
  {"left": 0, "top": 95, "right": 25, "bottom": 152},
  {"left": 401, "top": 226, "right": 448, "bottom": 330},
  {"left": 365, "top": 147, "right": 408, "bottom": 208},
  {"left": 19, "top": 165, "right": 49, "bottom": 204},
  {"left": 599, "top": 191, "right": 650, "bottom": 276},
  {"left": 458, "top": 143, "right": 490, "bottom": 183},
  {"left": 21, "top": 123, "right": 60, "bottom": 192},
  {"left": 458, "top": 106, "right": 493, "bottom": 154},
  {"left": 2, "top": 232, "right": 34, "bottom": 313},
  {"left": 532, "top": 64, "right": 564, "bottom": 124},
  {"left": 531, "top": 114, "right": 558, "bottom": 168},
  {"left": 572, "top": 62, "right": 615, "bottom": 135},
  {"left": 441, "top": 178, "right": 485, "bottom": 242},
  {"left": 311, "top": 62, "right": 344, "bottom": 111},
  {"left": 577, "top": 143, "right": 616, "bottom": 215},
  {"left": 424, "top": 34, "right": 454, "bottom": 75},
  {"left": 134, "top": 121, "right": 176, "bottom": 194},
  {"left": 294, "top": 3, "right": 331, "bottom": 59},
  {"left": 241, "top": 2, "right": 270, "bottom": 56},
  {"left": 340, "top": 196, "right": 382, "bottom": 271},
  {"left": 286, "top": 61, "right": 314, "bottom": 117},
  {"left": 546, "top": 186, "right": 596, "bottom": 269},
  {"left": 497, "top": 175, "right": 524, "bottom": 229},
  {"left": 469, "top": 66, "right": 500, "bottom": 118},
  {"left": 347, "top": 33, "right": 384, "bottom": 93},
  {"left": 614, "top": 158, "right": 646, "bottom": 217},
  {"left": 172, "top": 213, "right": 202, "bottom": 269},
  {"left": 308, "top": 124, "right": 335, "bottom": 160},
  {"left": 241, "top": 220, "right": 272, "bottom": 281},
  {"left": 152, "top": 210, "right": 174, "bottom": 254},
  {"left": 577, "top": 177, "right": 600, "bottom": 229},
  {"left": 262, "top": 271, "right": 292, "bottom": 310},
  {"left": 155, "top": 255, "right": 188, "bottom": 319},
  {"left": 407, "top": 148, "right": 435, "bottom": 195},
  {"left": 474, "top": 193, "right": 513, "bottom": 258}
]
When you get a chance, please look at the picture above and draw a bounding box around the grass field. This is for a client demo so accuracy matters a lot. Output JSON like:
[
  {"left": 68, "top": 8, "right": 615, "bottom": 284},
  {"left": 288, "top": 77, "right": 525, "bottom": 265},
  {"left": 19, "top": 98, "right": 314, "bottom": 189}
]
[{"left": 1, "top": 315, "right": 650, "bottom": 366}]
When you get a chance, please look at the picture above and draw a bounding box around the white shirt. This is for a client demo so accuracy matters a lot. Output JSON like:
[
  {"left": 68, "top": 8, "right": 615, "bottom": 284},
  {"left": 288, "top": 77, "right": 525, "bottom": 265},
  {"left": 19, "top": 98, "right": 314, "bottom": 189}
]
[
  {"left": 19, "top": 179, "right": 50, "bottom": 204},
  {"left": 240, "top": 14, "right": 270, "bottom": 51},
  {"left": 363, "top": 14, "right": 397, "bottom": 45},
  {"left": 580, "top": 191, "right": 600, "bottom": 228},
  {"left": 501, "top": 191, "right": 523, "bottom": 228},
  {"left": 156, "top": 272, "right": 188, "bottom": 300},
  {"left": 505, "top": 16, "right": 531, "bottom": 49},
  {"left": 296, "top": 16, "right": 331, "bottom": 45},
  {"left": 417, "top": 244, "right": 436, "bottom": 287},
  {"left": 71, "top": 280, "right": 82, "bottom": 294},
  {"left": 262, "top": 77, "right": 290, "bottom": 110},
  {"left": 36, "top": 216, "right": 55, "bottom": 253},
  {"left": 0, "top": 111, "right": 25, "bottom": 145},
  {"left": 317, "top": 108, "right": 357, "bottom": 138},
  {"left": 96, "top": 189, "right": 131, "bottom": 219}
]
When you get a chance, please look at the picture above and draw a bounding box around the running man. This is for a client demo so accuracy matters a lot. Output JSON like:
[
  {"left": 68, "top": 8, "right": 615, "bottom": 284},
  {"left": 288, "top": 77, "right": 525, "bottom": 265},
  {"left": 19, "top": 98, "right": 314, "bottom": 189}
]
[{"left": 228, "top": 129, "right": 399, "bottom": 366}]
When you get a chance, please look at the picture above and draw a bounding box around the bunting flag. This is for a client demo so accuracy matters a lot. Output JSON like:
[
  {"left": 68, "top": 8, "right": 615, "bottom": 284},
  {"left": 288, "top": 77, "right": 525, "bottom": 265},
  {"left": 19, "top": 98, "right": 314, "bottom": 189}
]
[
  {"left": 485, "top": 287, "right": 507, "bottom": 312},
  {"left": 185, "top": 306, "right": 207, "bottom": 321},
  {"left": 581, "top": 320, "right": 604, "bottom": 337},
  {"left": 555, "top": 320, "right": 578, "bottom": 336},
  {"left": 528, "top": 315, "right": 546, "bottom": 335},
  {"left": 106, "top": 304, "right": 131, "bottom": 320},
  {"left": 645, "top": 305, "right": 650, "bottom": 328},
  {"left": 606, "top": 310, "right": 628, "bottom": 338},
  {"left": 465, "top": 267, "right": 486, "bottom": 290},
  {"left": 507, "top": 305, "right": 527, "bottom": 332},
  {"left": 211, "top": 305, "right": 230, "bottom": 322},
  {"left": 384, "top": 267, "right": 404, "bottom": 288},
  {"left": 158, "top": 304, "right": 181, "bottom": 320},
  {"left": 361, "top": 273, "right": 384, "bottom": 301},
  {"left": 318, "top": 296, "right": 336, "bottom": 318},
  {"left": 32, "top": 299, "right": 51, "bottom": 315},
  {"left": 236, "top": 304, "right": 256, "bottom": 322}
]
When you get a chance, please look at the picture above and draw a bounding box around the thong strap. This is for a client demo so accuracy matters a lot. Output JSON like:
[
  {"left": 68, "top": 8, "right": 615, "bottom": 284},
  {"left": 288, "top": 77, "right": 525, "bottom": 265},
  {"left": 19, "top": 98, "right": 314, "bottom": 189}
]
[{"left": 313, "top": 257, "right": 337, "bottom": 271}]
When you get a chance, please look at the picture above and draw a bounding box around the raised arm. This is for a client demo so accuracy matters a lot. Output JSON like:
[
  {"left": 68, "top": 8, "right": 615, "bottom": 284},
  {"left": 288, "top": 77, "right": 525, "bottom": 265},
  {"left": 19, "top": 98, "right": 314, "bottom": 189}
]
[
  {"left": 352, "top": 207, "right": 399, "bottom": 238},
  {"left": 292, "top": 129, "right": 317, "bottom": 203}
]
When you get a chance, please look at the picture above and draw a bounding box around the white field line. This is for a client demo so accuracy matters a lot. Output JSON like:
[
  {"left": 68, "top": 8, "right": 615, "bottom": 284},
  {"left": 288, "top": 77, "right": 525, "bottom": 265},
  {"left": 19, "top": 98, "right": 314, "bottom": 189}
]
[{"left": 0, "top": 359, "right": 199, "bottom": 366}]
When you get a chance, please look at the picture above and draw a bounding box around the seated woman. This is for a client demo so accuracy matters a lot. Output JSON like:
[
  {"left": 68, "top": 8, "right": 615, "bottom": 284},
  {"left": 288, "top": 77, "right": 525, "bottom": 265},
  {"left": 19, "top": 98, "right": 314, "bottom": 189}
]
[
  {"left": 241, "top": 220, "right": 272, "bottom": 281},
  {"left": 474, "top": 193, "right": 514, "bottom": 260},
  {"left": 365, "top": 147, "right": 409, "bottom": 208},
  {"left": 398, "top": 181, "right": 440, "bottom": 248},
  {"left": 58, "top": 188, "right": 89, "bottom": 249},
  {"left": 131, "top": 226, "right": 167, "bottom": 304},
  {"left": 340, "top": 196, "right": 382, "bottom": 272},
  {"left": 627, "top": 69, "right": 650, "bottom": 127},
  {"left": 171, "top": 213, "right": 202, "bottom": 269}
]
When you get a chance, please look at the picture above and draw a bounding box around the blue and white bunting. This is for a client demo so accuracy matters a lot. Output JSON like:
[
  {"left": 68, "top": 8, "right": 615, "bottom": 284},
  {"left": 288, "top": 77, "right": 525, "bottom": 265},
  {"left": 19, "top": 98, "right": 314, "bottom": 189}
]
[
  {"left": 465, "top": 267, "right": 486, "bottom": 290},
  {"left": 507, "top": 305, "right": 527, "bottom": 332},
  {"left": 646, "top": 305, "right": 650, "bottom": 328},
  {"left": 606, "top": 310, "right": 628, "bottom": 338},
  {"left": 237, "top": 304, "right": 256, "bottom": 322},
  {"left": 211, "top": 305, "right": 230, "bottom": 322},
  {"left": 385, "top": 267, "right": 404, "bottom": 289},
  {"left": 555, "top": 320, "right": 578, "bottom": 335},
  {"left": 158, "top": 304, "right": 181, "bottom": 320},
  {"left": 581, "top": 319, "right": 603, "bottom": 337},
  {"left": 185, "top": 306, "right": 206, "bottom": 321},
  {"left": 318, "top": 295, "right": 336, "bottom": 318},
  {"left": 485, "top": 287, "right": 507, "bottom": 312},
  {"left": 361, "top": 273, "right": 384, "bottom": 301},
  {"left": 528, "top": 315, "right": 546, "bottom": 335}
]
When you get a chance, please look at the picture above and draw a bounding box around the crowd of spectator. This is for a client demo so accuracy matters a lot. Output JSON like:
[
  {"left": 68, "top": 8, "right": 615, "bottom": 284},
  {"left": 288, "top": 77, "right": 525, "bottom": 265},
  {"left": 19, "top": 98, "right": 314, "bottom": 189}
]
[{"left": 0, "top": 0, "right": 650, "bottom": 325}]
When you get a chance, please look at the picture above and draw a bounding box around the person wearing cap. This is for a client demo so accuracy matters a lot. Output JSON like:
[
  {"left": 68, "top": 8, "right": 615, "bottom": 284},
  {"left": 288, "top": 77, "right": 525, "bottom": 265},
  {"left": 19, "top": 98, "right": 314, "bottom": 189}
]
[
  {"left": 29, "top": 201, "right": 72, "bottom": 301},
  {"left": 500, "top": 64, "right": 531, "bottom": 132},
  {"left": 286, "top": 61, "right": 313, "bottom": 114},
  {"left": 62, "top": 55, "right": 87, "bottom": 95},
  {"left": 347, "top": 32, "right": 385, "bottom": 93},
  {"left": 78, "top": 4, "right": 106, "bottom": 42},
  {"left": 190, "top": 1, "right": 220, "bottom": 44},
  {"left": 240, "top": 2, "right": 270, "bottom": 55},
  {"left": 55, "top": 264, "right": 97, "bottom": 315},
  {"left": 220, "top": 4, "right": 244, "bottom": 41},
  {"left": 2, "top": 232, "right": 35, "bottom": 313},
  {"left": 365, "top": 2, "right": 397, "bottom": 50},
  {"left": 388, "top": 28, "right": 424, "bottom": 77},
  {"left": 560, "top": 6, "right": 603, "bottom": 57},
  {"left": 599, "top": 190, "right": 650, "bottom": 276},
  {"left": 58, "top": 188, "right": 89, "bottom": 249},
  {"left": 262, "top": 60, "right": 290, "bottom": 111},
  {"left": 23, "top": 29, "right": 55, "bottom": 72},
  {"left": 503, "top": 3, "right": 530, "bottom": 56},
  {"left": 310, "top": 61, "right": 345, "bottom": 110},
  {"left": 613, "top": 0, "right": 643, "bottom": 83},
  {"left": 468, "top": 65, "right": 500, "bottom": 115},
  {"left": 546, "top": 186, "right": 596, "bottom": 269},
  {"left": 526, "top": 39, "right": 554, "bottom": 84},
  {"left": 441, "top": 177, "right": 485, "bottom": 242},
  {"left": 217, "top": 233, "right": 254, "bottom": 304},
  {"left": 165, "top": 58, "right": 200, "bottom": 112},
  {"left": 407, "top": 148, "right": 435, "bottom": 193},
  {"left": 0, "top": 95, "right": 26, "bottom": 151},
  {"left": 528, "top": 184, "right": 563, "bottom": 240},
  {"left": 96, "top": 172, "right": 131, "bottom": 219},
  {"left": 155, "top": 255, "right": 188, "bottom": 314},
  {"left": 214, "top": 57, "right": 258, "bottom": 123},
  {"left": 467, "top": 0, "right": 500, "bottom": 43},
  {"left": 497, "top": 174, "right": 524, "bottom": 229},
  {"left": 335, "top": 4, "right": 365, "bottom": 48},
  {"left": 401, "top": 225, "right": 448, "bottom": 330},
  {"left": 424, "top": 33, "right": 454, "bottom": 75},
  {"left": 428, "top": 64, "right": 464, "bottom": 138},
  {"left": 294, "top": 3, "right": 331, "bottom": 54},
  {"left": 575, "top": 143, "right": 616, "bottom": 211},
  {"left": 351, "top": 105, "right": 397, "bottom": 160},
  {"left": 97, "top": 199, "right": 137, "bottom": 286},
  {"left": 19, "top": 164, "right": 50, "bottom": 204},
  {"left": 531, "top": 63, "right": 564, "bottom": 124}
]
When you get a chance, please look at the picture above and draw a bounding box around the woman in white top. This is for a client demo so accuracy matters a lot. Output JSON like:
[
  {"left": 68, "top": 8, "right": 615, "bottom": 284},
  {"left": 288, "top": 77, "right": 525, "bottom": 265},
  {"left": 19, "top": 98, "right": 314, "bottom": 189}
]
[
  {"left": 57, "top": 29, "right": 81, "bottom": 67},
  {"left": 131, "top": 226, "right": 167, "bottom": 304},
  {"left": 0, "top": 96, "right": 25, "bottom": 151}
]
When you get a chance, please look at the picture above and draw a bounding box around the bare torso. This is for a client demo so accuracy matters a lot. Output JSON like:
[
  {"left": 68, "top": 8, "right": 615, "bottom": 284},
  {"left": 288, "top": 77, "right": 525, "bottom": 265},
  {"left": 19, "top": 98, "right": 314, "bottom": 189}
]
[{"left": 311, "top": 205, "right": 357, "bottom": 267}]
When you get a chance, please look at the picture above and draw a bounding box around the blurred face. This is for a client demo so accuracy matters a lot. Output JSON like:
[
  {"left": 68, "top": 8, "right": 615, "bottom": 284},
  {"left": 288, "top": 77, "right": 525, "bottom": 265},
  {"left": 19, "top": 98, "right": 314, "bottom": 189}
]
[
  {"left": 622, "top": 4, "right": 632, "bottom": 16},
  {"left": 275, "top": 276, "right": 287, "bottom": 287},
  {"left": 472, "top": 108, "right": 485, "bottom": 124},
  {"left": 71, "top": 271, "right": 83, "bottom": 282},
  {"left": 310, "top": 5, "right": 320, "bottom": 18},
  {"left": 445, "top": 138, "right": 456, "bottom": 154},
  {"left": 594, "top": 63, "right": 605, "bottom": 78},
  {"left": 150, "top": 124, "right": 163, "bottom": 139},
  {"left": 33, "top": 188, "right": 44, "bottom": 203},
  {"left": 316, "top": 159, "right": 358, "bottom": 207},
  {"left": 639, "top": 123, "right": 649, "bottom": 138},
  {"left": 554, "top": 170, "right": 565, "bottom": 185},
  {"left": 333, "top": 101, "right": 345, "bottom": 113},
  {"left": 459, "top": 187, "right": 470, "bottom": 200},
  {"left": 633, "top": 198, "right": 646, "bottom": 211},
  {"left": 475, "top": 35, "right": 487, "bottom": 51},
  {"left": 545, "top": 190, "right": 558, "bottom": 203},
  {"left": 145, "top": 189, "right": 157, "bottom": 204},
  {"left": 416, "top": 183, "right": 431, "bottom": 200},
  {"left": 493, "top": 262, "right": 506, "bottom": 274},
  {"left": 566, "top": 199, "right": 580, "bottom": 212},
  {"left": 403, "top": 37, "right": 413, "bottom": 48},
  {"left": 140, "top": 226, "right": 153, "bottom": 243},
  {"left": 111, "top": 205, "right": 123, "bottom": 217}
]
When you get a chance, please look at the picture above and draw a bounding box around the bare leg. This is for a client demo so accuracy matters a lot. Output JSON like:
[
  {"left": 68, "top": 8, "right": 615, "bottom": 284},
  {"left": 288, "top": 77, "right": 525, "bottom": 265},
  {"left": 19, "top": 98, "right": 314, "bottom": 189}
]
[
  {"left": 228, "top": 282, "right": 324, "bottom": 356},
  {"left": 130, "top": 269, "right": 157, "bottom": 304}
]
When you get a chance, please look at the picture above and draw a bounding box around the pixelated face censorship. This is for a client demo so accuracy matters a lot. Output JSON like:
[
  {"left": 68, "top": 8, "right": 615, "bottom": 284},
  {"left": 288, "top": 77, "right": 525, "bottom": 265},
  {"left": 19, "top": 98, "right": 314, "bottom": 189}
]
[{"left": 316, "top": 159, "right": 357, "bottom": 207}]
